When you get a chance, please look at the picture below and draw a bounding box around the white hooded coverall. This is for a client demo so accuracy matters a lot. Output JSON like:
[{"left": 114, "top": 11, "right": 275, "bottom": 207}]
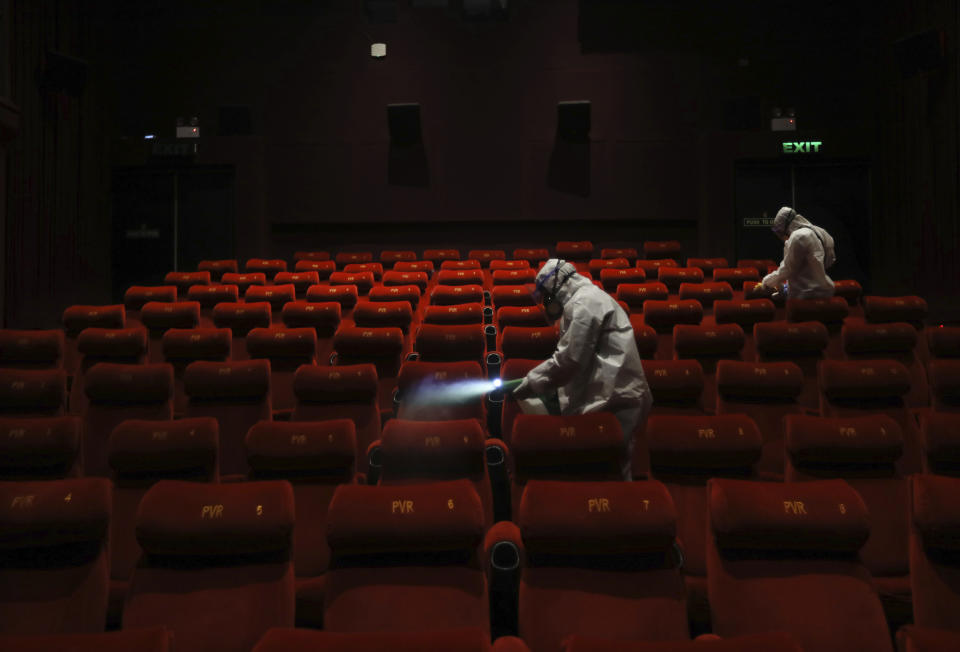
[
  {"left": 762, "top": 206, "right": 837, "bottom": 299},
  {"left": 514, "top": 260, "right": 652, "bottom": 479}
]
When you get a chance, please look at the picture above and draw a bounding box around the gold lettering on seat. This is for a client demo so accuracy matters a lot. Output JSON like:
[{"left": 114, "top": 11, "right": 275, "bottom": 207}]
[
  {"left": 531, "top": 331, "right": 542, "bottom": 339},
  {"left": 218, "top": 368, "right": 231, "bottom": 375},
  {"left": 642, "top": 499, "right": 650, "bottom": 511},
  {"left": 64, "top": 493, "right": 72, "bottom": 502},
  {"left": 588, "top": 498, "right": 611, "bottom": 512},
  {"left": 449, "top": 307, "right": 458, "bottom": 313},
  {"left": 256, "top": 505, "right": 263, "bottom": 516},
  {"left": 737, "top": 426, "right": 745, "bottom": 436},
  {"left": 839, "top": 503, "right": 847, "bottom": 514},
  {"left": 152, "top": 431, "right": 168, "bottom": 441},
  {"left": 425, "top": 436, "right": 441, "bottom": 447},
  {"left": 11, "top": 495, "right": 35, "bottom": 508},
  {"left": 201, "top": 504, "right": 224, "bottom": 519},
  {"left": 754, "top": 367, "right": 767, "bottom": 376},
  {"left": 305, "top": 305, "right": 315, "bottom": 311},
  {"left": 329, "top": 371, "right": 341, "bottom": 380},
  {"left": 860, "top": 367, "right": 876, "bottom": 376},
  {"left": 447, "top": 499, "right": 455, "bottom": 510},
  {"left": 291, "top": 434, "right": 307, "bottom": 445},
  {"left": 654, "top": 369, "right": 667, "bottom": 377},
  {"left": 444, "top": 334, "right": 457, "bottom": 341},
  {"left": 11, "top": 381, "right": 24, "bottom": 390},
  {"left": 190, "top": 334, "right": 202, "bottom": 342},
  {"left": 391, "top": 500, "right": 415, "bottom": 514},
  {"left": 839, "top": 427, "right": 857, "bottom": 438},
  {"left": 741, "top": 303, "right": 750, "bottom": 309},
  {"left": 274, "top": 332, "right": 286, "bottom": 339},
  {"left": 378, "top": 307, "right": 388, "bottom": 313},
  {"left": 784, "top": 500, "right": 807, "bottom": 515},
  {"left": 8, "top": 428, "right": 25, "bottom": 438},
  {"left": 390, "top": 288, "right": 399, "bottom": 293},
  {"left": 105, "top": 332, "right": 116, "bottom": 339},
  {"left": 788, "top": 327, "right": 799, "bottom": 334},
  {"left": 362, "top": 331, "right": 373, "bottom": 338},
  {"left": 697, "top": 428, "right": 716, "bottom": 439},
  {"left": 559, "top": 426, "right": 576, "bottom": 438}
]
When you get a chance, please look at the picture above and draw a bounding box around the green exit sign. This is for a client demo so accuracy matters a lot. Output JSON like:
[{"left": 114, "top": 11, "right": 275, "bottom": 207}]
[{"left": 782, "top": 141, "right": 823, "bottom": 154}]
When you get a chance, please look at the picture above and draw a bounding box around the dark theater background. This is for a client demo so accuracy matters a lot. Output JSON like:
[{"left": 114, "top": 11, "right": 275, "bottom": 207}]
[{"left": 1, "top": 2, "right": 960, "bottom": 652}]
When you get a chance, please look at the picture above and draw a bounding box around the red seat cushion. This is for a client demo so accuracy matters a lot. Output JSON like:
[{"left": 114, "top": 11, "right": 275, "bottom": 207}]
[{"left": 864, "top": 295, "right": 928, "bottom": 324}]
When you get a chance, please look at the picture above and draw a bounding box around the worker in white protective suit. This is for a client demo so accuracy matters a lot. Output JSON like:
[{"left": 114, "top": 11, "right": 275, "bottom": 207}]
[
  {"left": 511, "top": 259, "right": 651, "bottom": 480},
  {"left": 761, "top": 206, "right": 837, "bottom": 299}
]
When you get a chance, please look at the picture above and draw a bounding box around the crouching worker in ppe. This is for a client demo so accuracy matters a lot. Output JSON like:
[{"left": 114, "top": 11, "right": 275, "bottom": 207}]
[
  {"left": 510, "top": 259, "right": 652, "bottom": 480},
  {"left": 761, "top": 206, "right": 837, "bottom": 299}
]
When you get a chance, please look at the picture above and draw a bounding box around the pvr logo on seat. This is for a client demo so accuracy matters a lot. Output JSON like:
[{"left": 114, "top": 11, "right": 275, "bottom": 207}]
[
  {"left": 588, "top": 498, "right": 610, "bottom": 513},
  {"left": 392, "top": 500, "right": 414, "bottom": 514},
  {"left": 11, "top": 495, "right": 35, "bottom": 508},
  {"left": 201, "top": 504, "right": 224, "bottom": 519},
  {"left": 784, "top": 501, "right": 807, "bottom": 515}
]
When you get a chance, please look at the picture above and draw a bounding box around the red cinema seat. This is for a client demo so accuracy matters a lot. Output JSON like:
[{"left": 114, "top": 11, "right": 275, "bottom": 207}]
[
  {"left": 555, "top": 240, "right": 594, "bottom": 261},
  {"left": 306, "top": 284, "right": 359, "bottom": 323},
  {"left": 293, "top": 364, "right": 380, "bottom": 471},
  {"left": 246, "top": 284, "right": 296, "bottom": 323},
  {"left": 715, "top": 359, "right": 804, "bottom": 476},
  {"left": 221, "top": 272, "right": 267, "bottom": 297},
  {"left": 382, "top": 271, "right": 429, "bottom": 294},
  {"left": 469, "top": 250, "right": 506, "bottom": 267},
  {"left": 678, "top": 282, "right": 733, "bottom": 310},
  {"left": 601, "top": 247, "right": 638, "bottom": 264},
  {"left": 509, "top": 413, "right": 624, "bottom": 508},
  {"left": 918, "top": 411, "right": 960, "bottom": 475},
  {"left": 0, "top": 477, "right": 112, "bottom": 633},
  {"left": 499, "top": 326, "right": 558, "bottom": 363},
  {"left": 140, "top": 300, "right": 200, "bottom": 363},
  {"left": 819, "top": 359, "right": 920, "bottom": 473},
  {"left": 369, "top": 286, "right": 422, "bottom": 320},
  {"left": 184, "top": 359, "right": 271, "bottom": 477},
  {"left": 497, "top": 306, "right": 549, "bottom": 329},
  {"left": 897, "top": 626, "right": 960, "bottom": 652},
  {"left": 323, "top": 480, "right": 488, "bottom": 634},
  {"left": 785, "top": 414, "right": 911, "bottom": 627},
  {"left": 82, "top": 363, "right": 173, "bottom": 477},
  {"left": 637, "top": 359, "right": 708, "bottom": 477},
  {"left": 212, "top": 301, "right": 271, "bottom": 360},
  {"left": 247, "top": 327, "right": 318, "bottom": 414},
  {"left": 379, "top": 250, "right": 417, "bottom": 269},
  {"left": 294, "top": 251, "right": 331, "bottom": 262},
  {"left": 372, "top": 418, "right": 502, "bottom": 527},
  {"left": 70, "top": 328, "right": 147, "bottom": 414},
  {"left": 630, "top": 316, "right": 658, "bottom": 359},
  {"left": 706, "top": 478, "right": 894, "bottom": 652},
  {"left": 686, "top": 257, "right": 729, "bottom": 278},
  {"left": 282, "top": 301, "right": 341, "bottom": 367},
  {"left": 245, "top": 258, "right": 288, "bottom": 281},
  {"left": 124, "top": 286, "right": 176, "bottom": 330},
  {"left": 754, "top": 320, "right": 829, "bottom": 411},
  {"left": 636, "top": 259, "right": 678, "bottom": 279},
  {"left": 562, "top": 632, "right": 802, "bottom": 652},
  {"left": 187, "top": 283, "right": 239, "bottom": 327},
  {"left": 335, "top": 252, "right": 373, "bottom": 269},
  {"left": 163, "top": 271, "right": 210, "bottom": 296},
  {"left": 643, "top": 240, "right": 681, "bottom": 263},
  {"left": 393, "top": 260, "right": 435, "bottom": 278},
  {"left": 787, "top": 297, "right": 850, "bottom": 358},
  {"left": 354, "top": 301, "right": 414, "bottom": 335},
  {"left": 198, "top": 259, "right": 238, "bottom": 282},
  {"left": 492, "top": 268, "right": 537, "bottom": 286},
  {"left": 123, "top": 480, "right": 295, "bottom": 652},
  {"left": 426, "top": 303, "right": 486, "bottom": 326},
  {"left": 735, "top": 259, "right": 776, "bottom": 278},
  {"left": 274, "top": 271, "right": 320, "bottom": 300},
  {"left": 600, "top": 267, "right": 647, "bottom": 294},
  {"left": 161, "top": 327, "right": 231, "bottom": 415},
  {"left": 438, "top": 268, "right": 486, "bottom": 288},
  {"left": 616, "top": 283, "right": 669, "bottom": 316},
  {"left": 0, "top": 416, "right": 82, "bottom": 480},
  {"left": 0, "top": 627, "right": 173, "bottom": 652},
  {"left": 294, "top": 259, "right": 336, "bottom": 280},
  {"left": 673, "top": 323, "right": 745, "bottom": 414},
  {"left": 253, "top": 627, "right": 528, "bottom": 652},
  {"left": 431, "top": 284, "right": 485, "bottom": 307},
  {"left": 395, "top": 360, "right": 486, "bottom": 424},
  {"left": 513, "top": 248, "right": 549, "bottom": 267},
  {"left": 490, "top": 260, "right": 531, "bottom": 271},
  {"left": 499, "top": 359, "right": 541, "bottom": 446},
  {"left": 440, "top": 259, "right": 482, "bottom": 272},
  {"left": 62, "top": 304, "right": 126, "bottom": 377},
  {"left": 343, "top": 263, "right": 383, "bottom": 282},
  {"left": 864, "top": 295, "right": 928, "bottom": 327},
  {"left": 843, "top": 321, "right": 928, "bottom": 407},
  {"left": 246, "top": 419, "right": 357, "bottom": 629},
  {"left": 416, "top": 323, "right": 486, "bottom": 366},
  {"left": 329, "top": 272, "right": 374, "bottom": 297},
  {"left": 332, "top": 326, "right": 404, "bottom": 416},
  {"left": 712, "top": 268, "right": 760, "bottom": 294},
  {"left": 507, "top": 480, "right": 689, "bottom": 650},
  {"left": 0, "top": 330, "right": 63, "bottom": 370},
  {"left": 588, "top": 258, "right": 630, "bottom": 278},
  {"left": 833, "top": 279, "right": 863, "bottom": 308},
  {"left": 713, "top": 299, "right": 775, "bottom": 361},
  {"left": 658, "top": 267, "right": 704, "bottom": 295},
  {"left": 908, "top": 474, "right": 960, "bottom": 633},
  {"left": 106, "top": 418, "right": 218, "bottom": 626},
  {"left": 647, "top": 414, "right": 763, "bottom": 634},
  {"left": 424, "top": 248, "right": 461, "bottom": 265},
  {"left": 492, "top": 286, "right": 536, "bottom": 309}
]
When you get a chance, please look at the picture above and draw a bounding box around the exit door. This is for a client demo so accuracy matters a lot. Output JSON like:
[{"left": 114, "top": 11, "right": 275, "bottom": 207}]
[{"left": 734, "top": 161, "right": 871, "bottom": 288}]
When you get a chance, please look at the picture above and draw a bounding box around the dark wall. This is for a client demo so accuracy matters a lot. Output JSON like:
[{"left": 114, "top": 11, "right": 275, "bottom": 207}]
[{"left": 4, "top": 0, "right": 959, "bottom": 325}]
